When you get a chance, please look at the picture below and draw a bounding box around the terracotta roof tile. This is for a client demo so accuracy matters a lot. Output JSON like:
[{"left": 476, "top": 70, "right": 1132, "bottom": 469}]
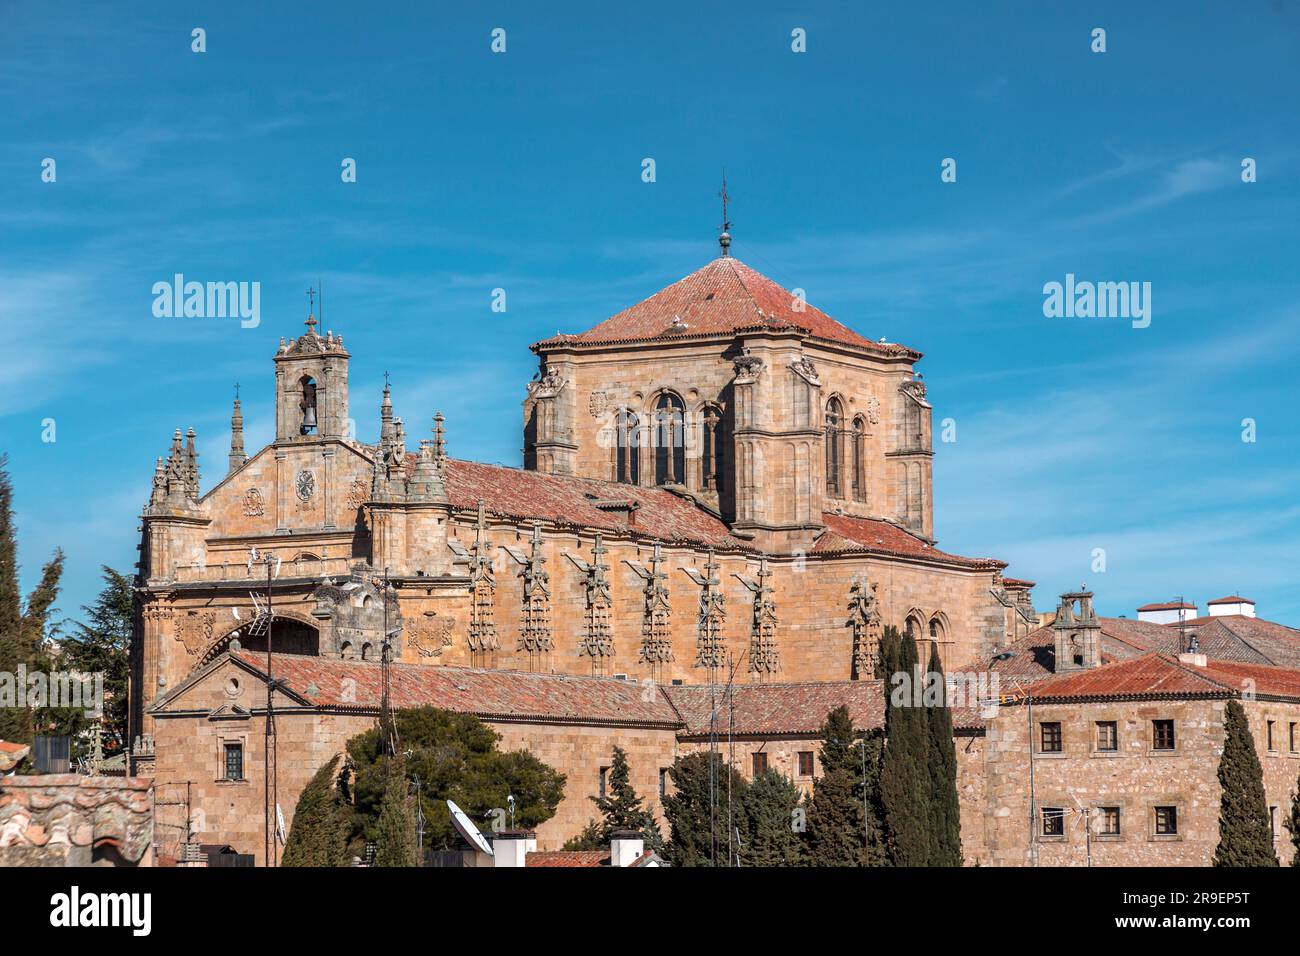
[
  {"left": 663, "top": 679, "right": 986, "bottom": 735},
  {"left": 813, "top": 512, "right": 1006, "bottom": 569},
  {"left": 1194, "top": 616, "right": 1300, "bottom": 668},
  {"left": 665, "top": 680, "right": 885, "bottom": 736},
  {"left": 0, "top": 775, "right": 154, "bottom": 863},
  {"left": 1195, "top": 658, "right": 1300, "bottom": 699},
  {"left": 1022, "top": 653, "right": 1300, "bottom": 703},
  {"left": 532, "top": 257, "right": 915, "bottom": 357},
  {"left": 1207, "top": 595, "right": 1255, "bottom": 605},
  {"left": 434, "top": 458, "right": 747, "bottom": 551},
  {"left": 990, "top": 614, "right": 1300, "bottom": 687},
  {"left": 230, "top": 652, "right": 682, "bottom": 728},
  {"left": 1024, "top": 654, "right": 1227, "bottom": 700},
  {"left": 525, "top": 849, "right": 609, "bottom": 867},
  {"left": 1137, "top": 601, "right": 1196, "bottom": 611},
  {"left": 989, "top": 618, "right": 1172, "bottom": 682}
]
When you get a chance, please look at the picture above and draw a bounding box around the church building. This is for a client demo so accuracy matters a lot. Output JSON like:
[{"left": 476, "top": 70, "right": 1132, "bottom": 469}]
[
  {"left": 127, "top": 232, "right": 1064, "bottom": 861},
  {"left": 130, "top": 235, "right": 1039, "bottom": 761}
]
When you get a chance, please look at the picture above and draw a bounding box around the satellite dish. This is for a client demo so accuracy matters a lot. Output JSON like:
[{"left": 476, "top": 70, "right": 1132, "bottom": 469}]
[{"left": 447, "top": 799, "right": 493, "bottom": 856}]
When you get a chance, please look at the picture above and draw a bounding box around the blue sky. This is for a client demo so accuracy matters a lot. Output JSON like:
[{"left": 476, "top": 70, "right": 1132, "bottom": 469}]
[{"left": 2, "top": 1, "right": 1299, "bottom": 625}]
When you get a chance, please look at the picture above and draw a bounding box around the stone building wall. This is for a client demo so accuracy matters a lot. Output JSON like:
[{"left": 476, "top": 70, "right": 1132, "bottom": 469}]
[
  {"left": 531, "top": 336, "right": 929, "bottom": 539},
  {"left": 149, "top": 659, "right": 683, "bottom": 861},
  {"left": 979, "top": 698, "right": 1300, "bottom": 867}
]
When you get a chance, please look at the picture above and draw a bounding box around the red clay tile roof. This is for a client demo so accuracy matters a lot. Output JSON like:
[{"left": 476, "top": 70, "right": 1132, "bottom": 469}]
[
  {"left": 989, "top": 618, "right": 1173, "bottom": 682},
  {"left": 1207, "top": 595, "right": 1255, "bottom": 605},
  {"left": 1022, "top": 654, "right": 1224, "bottom": 701},
  {"left": 1186, "top": 616, "right": 1300, "bottom": 668},
  {"left": 430, "top": 457, "right": 746, "bottom": 551},
  {"left": 1022, "top": 653, "right": 1300, "bottom": 703},
  {"left": 229, "top": 652, "right": 683, "bottom": 728},
  {"left": 989, "top": 613, "right": 1300, "bottom": 683},
  {"left": 665, "top": 680, "right": 886, "bottom": 736},
  {"left": 1195, "top": 658, "right": 1300, "bottom": 699},
  {"left": 0, "top": 740, "right": 29, "bottom": 773},
  {"left": 0, "top": 775, "right": 154, "bottom": 863},
  {"left": 525, "top": 849, "right": 609, "bottom": 867},
  {"left": 663, "top": 679, "right": 986, "bottom": 735},
  {"left": 1002, "top": 577, "right": 1036, "bottom": 589},
  {"left": 531, "top": 257, "right": 916, "bottom": 357},
  {"left": 813, "top": 513, "right": 1006, "bottom": 570},
  {"left": 1137, "top": 601, "right": 1196, "bottom": 611}
]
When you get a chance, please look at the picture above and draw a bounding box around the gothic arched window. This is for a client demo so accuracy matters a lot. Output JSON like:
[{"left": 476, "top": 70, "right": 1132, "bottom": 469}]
[
  {"left": 654, "top": 393, "right": 685, "bottom": 486},
  {"left": 928, "top": 617, "right": 947, "bottom": 671},
  {"left": 851, "top": 416, "right": 866, "bottom": 502},
  {"left": 300, "top": 376, "right": 318, "bottom": 435},
  {"left": 614, "top": 409, "right": 640, "bottom": 485},
  {"left": 825, "top": 397, "right": 845, "bottom": 497},
  {"left": 904, "top": 615, "right": 923, "bottom": 643}
]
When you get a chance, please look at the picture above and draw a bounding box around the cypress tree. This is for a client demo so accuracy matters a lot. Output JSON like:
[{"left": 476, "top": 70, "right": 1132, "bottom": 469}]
[
  {"left": 374, "top": 757, "right": 418, "bottom": 867},
  {"left": 874, "top": 624, "right": 900, "bottom": 683},
  {"left": 740, "top": 767, "right": 805, "bottom": 866},
  {"left": 590, "top": 745, "right": 663, "bottom": 850},
  {"left": 1285, "top": 773, "right": 1300, "bottom": 867},
  {"left": 880, "top": 626, "right": 931, "bottom": 865},
  {"left": 283, "top": 754, "right": 350, "bottom": 867},
  {"left": 807, "top": 705, "right": 884, "bottom": 865},
  {"left": 662, "top": 751, "right": 746, "bottom": 867},
  {"left": 1213, "top": 699, "right": 1278, "bottom": 867},
  {"left": 925, "top": 642, "right": 963, "bottom": 866},
  {"left": 0, "top": 456, "right": 21, "bottom": 703}
]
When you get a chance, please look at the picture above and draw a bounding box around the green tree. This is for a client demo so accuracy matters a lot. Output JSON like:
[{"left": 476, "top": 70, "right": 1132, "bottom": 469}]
[
  {"left": 44, "top": 567, "right": 132, "bottom": 757},
  {"left": 343, "top": 706, "right": 565, "bottom": 853},
  {"left": 0, "top": 457, "right": 21, "bottom": 708},
  {"left": 587, "top": 745, "right": 663, "bottom": 850},
  {"left": 662, "top": 750, "right": 747, "bottom": 867},
  {"left": 562, "top": 819, "right": 603, "bottom": 851},
  {"left": 0, "top": 472, "right": 65, "bottom": 750},
  {"left": 925, "top": 642, "right": 963, "bottom": 866},
  {"left": 374, "top": 756, "right": 417, "bottom": 867},
  {"left": 1284, "top": 772, "right": 1300, "bottom": 867},
  {"left": 1213, "top": 699, "right": 1279, "bottom": 867},
  {"left": 807, "top": 705, "right": 884, "bottom": 866},
  {"left": 880, "top": 626, "right": 932, "bottom": 865},
  {"left": 739, "top": 768, "right": 804, "bottom": 866},
  {"left": 283, "top": 754, "right": 350, "bottom": 867}
]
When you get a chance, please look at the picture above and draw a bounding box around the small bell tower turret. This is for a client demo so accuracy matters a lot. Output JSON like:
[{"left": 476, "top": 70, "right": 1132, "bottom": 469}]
[
  {"left": 1053, "top": 587, "right": 1101, "bottom": 671},
  {"left": 273, "top": 288, "right": 350, "bottom": 442}
]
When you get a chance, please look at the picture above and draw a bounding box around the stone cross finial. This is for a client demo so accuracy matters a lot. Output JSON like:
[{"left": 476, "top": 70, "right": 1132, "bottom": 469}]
[{"left": 305, "top": 287, "right": 317, "bottom": 332}]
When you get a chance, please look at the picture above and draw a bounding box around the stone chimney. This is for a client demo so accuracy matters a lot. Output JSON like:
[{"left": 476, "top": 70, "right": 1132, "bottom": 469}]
[
  {"left": 491, "top": 829, "right": 536, "bottom": 868},
  {"left": 609, "top": 829, "right": 645, "bottom": 867}
]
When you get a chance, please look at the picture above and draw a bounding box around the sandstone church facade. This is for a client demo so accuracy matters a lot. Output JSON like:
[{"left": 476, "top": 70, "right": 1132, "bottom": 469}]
[
  {"left": 128, "top": 240, "right": 1052, "bottom": 859},
  {"left": 129, "top": 241, "right": 1300, "bottom": 866},
  {"left": 130, "top": 244, "right": 1039, "bottom": 756}
]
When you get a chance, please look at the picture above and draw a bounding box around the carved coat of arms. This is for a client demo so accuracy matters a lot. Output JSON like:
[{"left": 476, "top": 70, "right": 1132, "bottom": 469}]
[
  {"left": 175, "top": 611, "right": 216, "bottom": 658},
  {"left": 243, "top": 487, "right": 265, "bottom": 516},
  {"left": 346, "top": 477, "right": 369, "bottom": 511},
  {"left": 296, "top": 469, "right": 315, "bottom": 501},
  {"left": 405, "top": 611, "right": 455, "bottom": 658}
]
